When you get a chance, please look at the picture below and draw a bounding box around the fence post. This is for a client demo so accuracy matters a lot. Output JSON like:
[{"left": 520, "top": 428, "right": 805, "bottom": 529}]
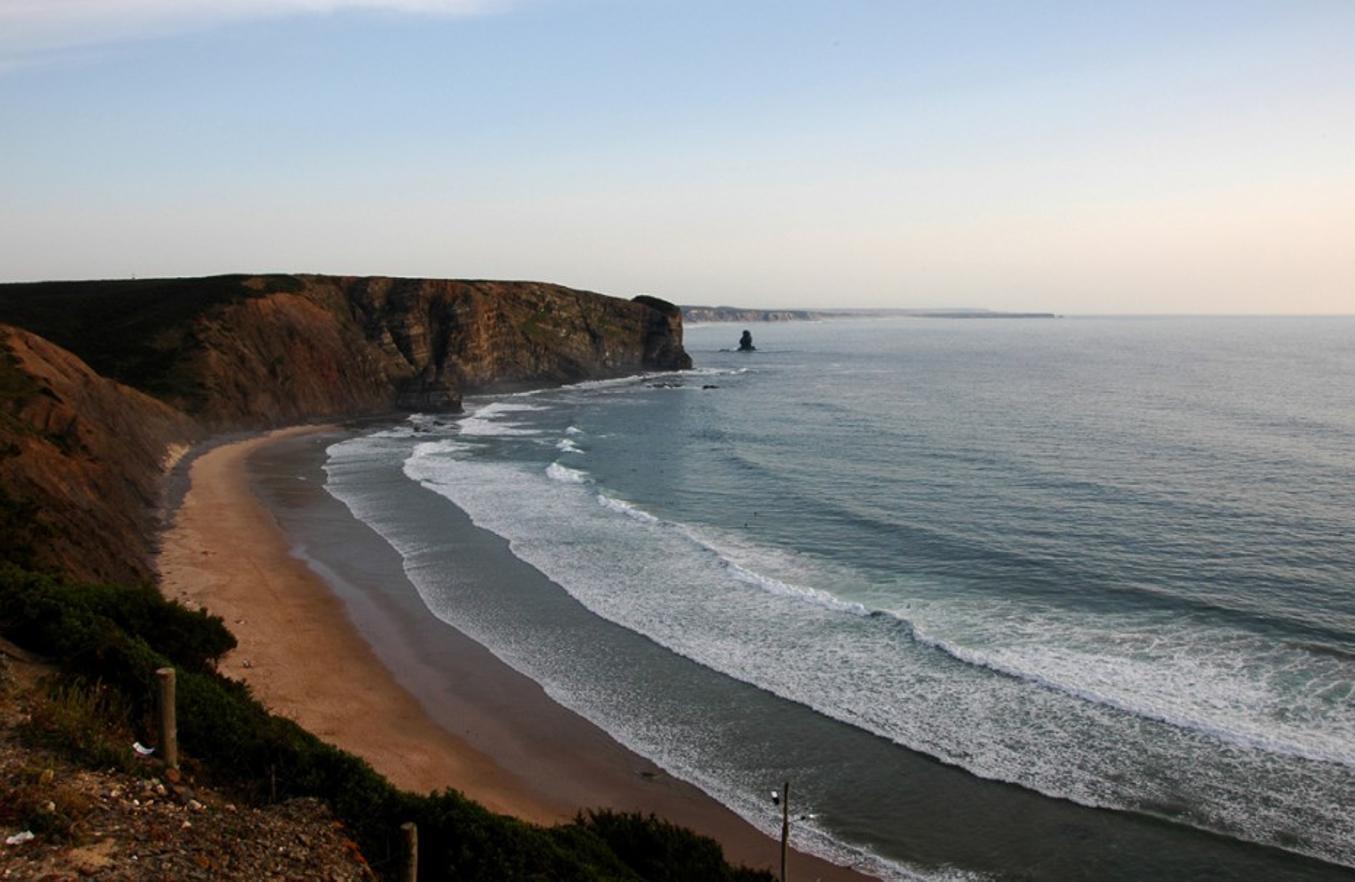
[
  {"left": 155, "top": 667, "right": 178, "bottom": 770},
  {"left": 401, "top": 821, "right": 418, "bottom": 882},
  {"left": 780, "top": 780, "right": 790, "bottom": 882}
]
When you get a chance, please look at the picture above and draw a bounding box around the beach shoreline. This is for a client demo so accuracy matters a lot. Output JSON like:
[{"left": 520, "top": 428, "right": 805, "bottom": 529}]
[{"left": 158, "top": 424, "right": 876, "bottom": 881}]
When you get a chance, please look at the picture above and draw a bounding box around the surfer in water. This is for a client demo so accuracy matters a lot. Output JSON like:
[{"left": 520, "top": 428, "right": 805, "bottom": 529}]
[{"left": 738, "top": 329, "right": 756, "bottom": 352}]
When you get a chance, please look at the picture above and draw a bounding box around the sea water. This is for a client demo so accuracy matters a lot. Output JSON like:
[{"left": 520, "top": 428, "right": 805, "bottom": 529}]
[{"left": 322, "top": 317, "right": 1355, "bottom": 880}]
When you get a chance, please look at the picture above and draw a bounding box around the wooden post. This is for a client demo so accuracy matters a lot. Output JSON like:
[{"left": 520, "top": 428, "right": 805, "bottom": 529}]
[
  {"left": 155, "top": 667, "right": 178, "bottom": 770},
  {"left": 780, "top": 780, "right": 790, "bottom": 882},
  {"left": 401, "top": 821, "right": 418, "bottom": 882}
]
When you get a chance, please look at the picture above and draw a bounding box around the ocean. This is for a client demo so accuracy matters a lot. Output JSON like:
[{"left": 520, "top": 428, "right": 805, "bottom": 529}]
[{"left": 319, "top": 316, "right": 1355, "bottom": 881}]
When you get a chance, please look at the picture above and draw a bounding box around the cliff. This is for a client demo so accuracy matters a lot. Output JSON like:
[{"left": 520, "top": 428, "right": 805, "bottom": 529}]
[
  {"left": 0, "top": 275, "right": 691, "bottom": 429},
  {"left": 682, "top": 304, "right": 1057, "bottom": 322},
  {"left": 0, "top": 274, "right": 690, "bottom": 581},
  {"left": 0, "top": 324, "right": 198, "bottom": 584},
  {"left": 682, "top": 306, "right": 816, "bottom": 323}
]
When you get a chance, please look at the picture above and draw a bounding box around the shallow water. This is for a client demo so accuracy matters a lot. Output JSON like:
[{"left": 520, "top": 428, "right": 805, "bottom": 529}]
[{"left": 323, "top": 316, "right": 1355, "bottom": 880}]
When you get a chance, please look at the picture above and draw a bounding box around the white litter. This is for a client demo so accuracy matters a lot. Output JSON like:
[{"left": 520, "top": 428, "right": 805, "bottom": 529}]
[
  {"left": 5, "top": 831, "right": 35, "bottom": 846},
  {"left": 132, "top": 741, "right": 155, "bottom": 756}
]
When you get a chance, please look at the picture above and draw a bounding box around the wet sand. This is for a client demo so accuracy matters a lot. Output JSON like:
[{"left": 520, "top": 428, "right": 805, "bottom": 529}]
[{"left": 158, "top": 426, "right": 874, "bottom": 881}]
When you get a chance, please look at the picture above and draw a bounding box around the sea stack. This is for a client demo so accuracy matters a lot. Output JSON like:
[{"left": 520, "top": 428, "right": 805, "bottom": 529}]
[{"left": 738, "top": 329, "right": 756, "bottom": 352}]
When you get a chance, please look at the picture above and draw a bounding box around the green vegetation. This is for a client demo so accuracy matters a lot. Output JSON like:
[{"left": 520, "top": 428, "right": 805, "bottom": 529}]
[
  {"left": 0, "top": 563, "right": 773, "bottom": 881},
  {"left": 19, "top": 678, "right": 137, "bottom": 773},
  {"left": 521, "top": 307, "right": 558, "bottom": 344}
]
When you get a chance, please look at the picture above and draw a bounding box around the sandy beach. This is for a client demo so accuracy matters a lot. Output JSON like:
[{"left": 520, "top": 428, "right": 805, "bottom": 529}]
[{"left": 158, "top": 426, "right": 874, "bottom": 881}]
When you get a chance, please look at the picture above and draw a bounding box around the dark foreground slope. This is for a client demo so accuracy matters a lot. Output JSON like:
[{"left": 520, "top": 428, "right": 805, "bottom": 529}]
[{"left": 1, "top": 324, "right": 197, "bottom": 583}]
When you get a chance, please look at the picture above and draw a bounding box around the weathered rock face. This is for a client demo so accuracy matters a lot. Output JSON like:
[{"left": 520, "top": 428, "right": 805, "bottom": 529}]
[
  {"left": 682, "top": 305, "right": 816, "bottom": 323},
  {"left": 0, "top": 275, "right": 692, "bottom": 428},
  {"left": 0, "top": 325, "right": 199, "bottom": 583},
  {"left": 0, "top": 275, "right": 692, "bottom": 581}
]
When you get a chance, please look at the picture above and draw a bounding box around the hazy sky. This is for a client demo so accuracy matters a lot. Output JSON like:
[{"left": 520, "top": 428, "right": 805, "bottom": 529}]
[{"left": 1, "top": 1, "right": 1352, "bottom": 313}]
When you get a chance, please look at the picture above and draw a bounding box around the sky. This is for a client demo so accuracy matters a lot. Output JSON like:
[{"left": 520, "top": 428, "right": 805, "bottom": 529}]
[{"left": 1, "top": 1, "right": 1352, "bottom": 313}]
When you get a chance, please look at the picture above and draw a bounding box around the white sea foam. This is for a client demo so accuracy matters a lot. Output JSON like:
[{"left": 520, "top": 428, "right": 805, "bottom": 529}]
[
  {"left": 596, "top": 493, "right": 661, "bottom": 524},
  {"left": 457, "top": 401, "right": 547, "bottom": 437},
  {"left": 390, "top": 438, "right": 1355, "bottom": 868},
  {"left": 328, "top": 435, "right": 969, "bottom": 881},
  {"left": 412, "top": 439, "right": 475, "bottom": 458},
  {"left": 565, "top": 425, "right": 583, "bottom": 435},
  {"left": 591, "top": 494, "right": 870, "bottom": 615},
  {"left": 546, "top": 462, "right": 589, "bottom": 483},
  {"left": 482, "top": 402, "right": 548, "bottom": 412},
  {"left": 905, "top": 613, "right": 1355, "bottom": 769},
  {"left": 720, "top": 557, "right": 870, "bottom": 617},
  {"left": 556, "top": 438, "right": 583, "bottom": 454}
]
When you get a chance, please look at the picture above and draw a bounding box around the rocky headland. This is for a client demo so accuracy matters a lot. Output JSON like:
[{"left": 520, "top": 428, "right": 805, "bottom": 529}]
[
  {"left": 0, "top": 273, "right": 690, "bottom": 584},
  {"left": 683, "top": 304, "right": 1057, "bottom": 322}
]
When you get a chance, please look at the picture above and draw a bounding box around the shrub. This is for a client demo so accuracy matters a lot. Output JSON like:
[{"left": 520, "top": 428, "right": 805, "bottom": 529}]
[
  {"left": 572, "top": 810, "right": 774, "bottom": 882},
  {"left": 0, "top": 564, "right": 234, "bottom": 678},
  {"left": 0, "top": 563, "right": 772, "bottom": 881},
  {"left": 19, "top": 678, "right": 135, "bottom": 772}
]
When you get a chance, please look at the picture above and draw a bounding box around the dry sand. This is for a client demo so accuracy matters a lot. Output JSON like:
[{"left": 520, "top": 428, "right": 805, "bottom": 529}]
[
  {"left": 158, "top": 426, "right": 875, "bottom": 881},
  {"left": 157, "top": 426, "right": 556, "bottom": 821}
]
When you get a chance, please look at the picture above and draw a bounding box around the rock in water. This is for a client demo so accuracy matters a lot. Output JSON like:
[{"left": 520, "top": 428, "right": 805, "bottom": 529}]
[{"left": 738, "top": 329, "right": 756, "bottom": 351}]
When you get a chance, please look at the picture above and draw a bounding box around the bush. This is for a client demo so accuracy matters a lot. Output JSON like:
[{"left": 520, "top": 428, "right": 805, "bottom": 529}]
[
  {"left": 0, "top": 565, "right": 234, "bottom": 678},
  {"left": 0, "top": 563, "right": 773, "bottom": 881},
  {"left": 571, "top": 811, "right": 774, "bottom": 882},
  {"left": 19, "top": 678, "right": 135, "bottom": 772}
]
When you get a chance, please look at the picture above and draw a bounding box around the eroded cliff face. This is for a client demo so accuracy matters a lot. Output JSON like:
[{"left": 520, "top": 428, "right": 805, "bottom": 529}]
[
  {"left": 681, "top": 306, "right": 816, "bottom": 323},
  {"left": 0, "top": 275, "right": 691, "bottom": 428},
  {"left": 0, "top": 325, "right": 199, "bottom": 583},
  {"left": 0, "top": 275, "right": 691, "bottom": 581}
]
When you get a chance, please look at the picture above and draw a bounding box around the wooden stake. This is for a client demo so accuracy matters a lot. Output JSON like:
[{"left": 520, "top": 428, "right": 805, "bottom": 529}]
[
  {"left": 780, "top": 780, "right": 790, "bottom": 882},
  {"left": 402, "top": 821, "right": 418, "bottom": 882},
  {"left": 155, "top": 667, "right": 178, "bottom": 771}
]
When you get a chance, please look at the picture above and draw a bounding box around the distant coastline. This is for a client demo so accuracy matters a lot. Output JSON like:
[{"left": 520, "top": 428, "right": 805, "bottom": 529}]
[{"left": 681, "top": 305, "right": 1058, "bottom": 322}]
